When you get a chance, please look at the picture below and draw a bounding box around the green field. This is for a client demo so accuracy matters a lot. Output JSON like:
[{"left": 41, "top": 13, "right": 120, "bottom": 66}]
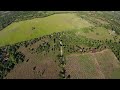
[
  {"left": 75, "top": 27, "right": 114, "bottom": 40},
  {"left": 0, "top": 13, "right": 92, "bottom": 47},
  {"left": 111, "top": 69, "right": 120, "bottom": 79},
  {"left": 0, "top": 13, "right": 119, "bottom": 47}
]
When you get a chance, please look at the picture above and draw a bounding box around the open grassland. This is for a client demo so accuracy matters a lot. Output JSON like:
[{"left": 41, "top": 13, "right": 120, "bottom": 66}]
[
  {"left": 0, "top": 13, "right": 92, "bottom": 47},
  {"left": 75, "top": 27, "right": 115, "bottom": 40},
  {"left": 65, "top": 49, "right": 120, "bottom": 79}
]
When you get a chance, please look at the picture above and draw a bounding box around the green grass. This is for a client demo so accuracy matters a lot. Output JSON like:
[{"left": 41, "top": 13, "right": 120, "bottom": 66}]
[
  {"left": 75, "top": 27, "right": 114, "bottom": 40},
  {"left": 0, "top": 13, "right": 92, "bottom": 47},
  {"left": 111, "top": 68, "right": 120, "bottom": 79}
]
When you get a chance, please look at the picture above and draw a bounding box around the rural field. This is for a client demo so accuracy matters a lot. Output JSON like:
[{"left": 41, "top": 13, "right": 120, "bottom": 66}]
[
  {"left": 0, "top": 13, "right": 92, "bottom": 47},
  {"left": 5, "top": 48, "right": 120, "bottom": 79},
  {"left": 65, "top": 49, "right": 120, "bottom": 79},
  {"left": 0, "top": 11, "right": 120, "bottom": 79}
]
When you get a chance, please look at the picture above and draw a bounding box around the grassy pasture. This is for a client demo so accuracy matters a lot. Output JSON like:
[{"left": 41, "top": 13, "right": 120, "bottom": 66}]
[
  {"left": 0, "top": 13, "right": 92, "bottom": 47},
  {"left": 75, "top": 27, "right": 115, "bottom": 40}
]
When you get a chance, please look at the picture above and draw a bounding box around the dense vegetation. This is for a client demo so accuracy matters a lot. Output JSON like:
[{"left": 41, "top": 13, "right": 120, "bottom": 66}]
[{"left": 0, "top": 45, "right": 25, "bottom": 78}]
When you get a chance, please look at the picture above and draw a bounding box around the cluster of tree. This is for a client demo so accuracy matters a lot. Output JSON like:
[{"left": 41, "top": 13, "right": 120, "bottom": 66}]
[
  {"left": 18, "top": 30, "right": 103, "bottom": 56},
  {"left": 29, "top": 30, "right": 107, "bottom": 57},
  {"left": 0, "top": 47, "right": 9, "bottom": 64},
  {"left": 37, "top": 42, "right": 50, "bottom": 55},
  {"left": 57, "top": 54, "right": 69, "bottom": 79},
  {"left": 106, "top": 40, "right": 120, "bottom": 61},
  {"left": 0, "top": 45, "right": 25, "bottom": 79},
  {"left": 0, "top": 13, "right": 15, "bottom": 30},
  {"left": 12, "top": 30, "right": 112, "bottom": 58}
]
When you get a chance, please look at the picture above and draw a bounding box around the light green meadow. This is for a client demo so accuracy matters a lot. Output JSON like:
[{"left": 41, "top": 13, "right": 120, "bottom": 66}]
[{"left": 0, "top": 13, "right": 92, "bottom": 46}]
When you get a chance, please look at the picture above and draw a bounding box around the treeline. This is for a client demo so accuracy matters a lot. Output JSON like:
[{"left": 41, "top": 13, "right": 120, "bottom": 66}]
[
  {"left": 0, "top": 11, "right": 78, "bottom": 31},
  {"left": 0, "top": 29, "right": 118, "bottom": 61},
  {"left": 0, "top": 11, "right": 55, "bottom": 31},
  {"left": 105, "top": 40, "right": 120, "bottom": 61},
  {"left": 33, "top": 30, "right": 119, "bottom": 62}
]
